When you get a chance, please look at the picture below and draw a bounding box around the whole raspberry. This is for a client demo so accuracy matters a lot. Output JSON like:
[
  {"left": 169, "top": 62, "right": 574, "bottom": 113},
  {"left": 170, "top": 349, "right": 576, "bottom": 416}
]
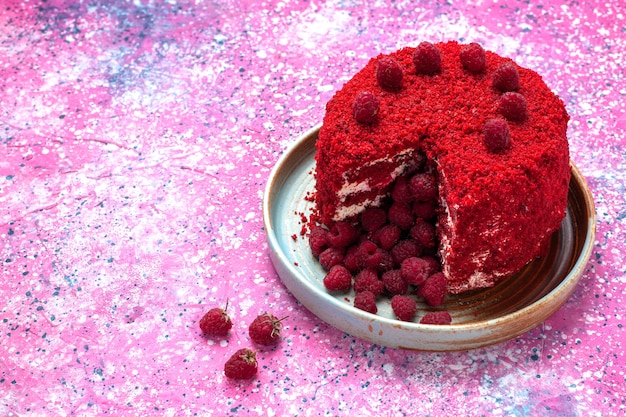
[
  {"left": 388, "top": 202, "right": 414, "bottom": 230},
  {"left": 308, "top": 225, "right": 328, "bottom": 257},
  {"left": 459, "top": 42, "right": 486, "bottom": 73},
  {"left": 360, "top": 208, "right": 387, "bottom": 232},
  {"left": 409, "top": 173, "right": 437, "bottom": 201},
  {"left": 358, "top": 241, "right": 389, "bottom": 270},
  {"left": 318, "top": 246, "right": 345, "bottom": 271},
  {"left": 372, "top": 223, "right": 402, "bottom": 251},
  {"left": 413, "top": 42, "right": 442, "bottom": 75},
  {"left": 483, "top": 118, "right": 511, "bottom": 152},
  {"left": 224, "top": 348, "right": 258, "bottom": 380},
  {"left": 353, "top": 268, "right": 384, "bottom": 295},
  {"left": 390, "top": 239, "right": 422, "bottom": 266},
  {"left": 391, "top": 295, "right": 417, "bottom": 322},
  {"left": 400, "top": 257, "right": 431, "bottom": 286},
  {"left": 493, "top": 62, "right": 520, "bottom": 92},
  {"left": 199, "top": 300, "right": 233, "bottom": 337},
  {"left": 421, "top": 255, "right": 442, "bottom": 276},
  {"left": 365, "top": 247, "right": 388, "bottom": 270},
  {"left": 354, "top": 290, "right": 378, "bottom": 314},
  {"left": 342, "top": 245, "right": 361, "bottom": 273},
  {"left": 413, "top": 152, "right": 427, "bottom": 172},
  {"left": 420, "top": 311, "right": 452, "bottom": 325},
  {"left": 323, "top": 264, "right": 352, "bottom": 291},
  {"left": 375, "top": 249, "right": 395, "bottom": 272},
  {"left": 249, "top": 313, "right": 286, "bottom": 346},
  {"left": 382, "top": 269, "right": 409, "bottom": 295},
  {"left": 327, "top": 221, "right": 359, "bottom": 248},
  {"left": 353, "top": 91, "right": 380, "bottom": 124},
  {"left": 498, "top": 92, "right": 528, "bottom": 122},
  {"left": 410, "top": 219, "right": 436, "bottom": 248},
  {"left": 412, "top": 201, "right": 437, "bottom": 220},
  {"left": 376, "top": 57, "right": 403, "bottom": 90},
  {"left": 391, "top": 176, "right": 414, "bottom": 204},
  {"left": 418, "top": 272, "right": 447, "bottom": 306}
]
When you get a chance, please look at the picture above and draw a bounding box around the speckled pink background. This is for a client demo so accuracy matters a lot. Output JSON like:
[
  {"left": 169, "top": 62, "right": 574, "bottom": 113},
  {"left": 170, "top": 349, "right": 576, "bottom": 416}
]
[{"left": 1, "top": 0, "right": 624, "bottom": 416}]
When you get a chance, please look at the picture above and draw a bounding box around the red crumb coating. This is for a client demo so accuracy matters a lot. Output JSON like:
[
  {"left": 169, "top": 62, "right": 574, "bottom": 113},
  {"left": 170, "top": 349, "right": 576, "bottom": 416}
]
[{"left": 315, "top": 41, "right": 570, "bottom": 293}]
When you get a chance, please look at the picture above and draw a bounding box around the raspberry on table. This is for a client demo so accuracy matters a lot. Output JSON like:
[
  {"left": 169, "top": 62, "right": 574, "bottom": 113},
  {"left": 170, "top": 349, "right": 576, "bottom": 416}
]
[
  {"left": 376, "top": 57, "right": 404, "bottom": 90},
  {"left": 493, "top": 62, "right": 520, "bottom": 92},
  {"left": 199, "top": 301, "right": 233, "bottom": 337},
  {"left": 249, "top": 313, "right": 286, "bottom": 346},
  {"left": 360, "top": 207, "right": 387, "bottom": 232},
  {"left": 387, "top": 202, "right": 414, "bottom": 230},
  {"left": 318, "top": 246, "right": 345, "bottom": 271},
  {"left": 484, "top": 118, "right": 511, "bottom": 152},
  {"left": 390, "top": 239, "right": 422, "bottom": 266},
  {"left": 459, "top": 42, "right": 486, "bottom": 73},
  {"left": 353, "top": 91, "right": 380, "bottom": 124},
  {"left": 420, "top": 311, "right": 452, "bottom": 325},
  {"left": 409, "top": 173, "right": 438, "bottom": 201},
  {"left": 354, "top": 290, "right": 378, "bottom": 314},
  {"left": 418, "top": 272, "right": 447, "bottom": 306},
  {"left": 327, "top": 221, "right": 359, "bottom": 248},
  {"left": 353, "top": 268, "right": 384, "bottom": 295},
  {"left": 413, "top": 42, "right": 442, "bottom": 75},
  {"left": 400, "top": 257, "right": 431, "bottom": 287},
  {"left": 498, "top": 91, "right": 528, "bottom": 122},
  {"left": 372, "top": 223, "right": 402, "bottom": 251},
  {"left": 410, "top": 219, "right": 436, "bottom": 248},
  {"left": 382, "top": 269, "right": 409, "bottom": 295},
  {"left": 224, "top": 348, "right": 258, "bottom": 380},
  {"left": 391, "top": 295, "right": 417, "bottom": 322},
  {"left": 323, "top": 264, "right": 353, "bottom": 291},
  {"left": 308, "top": 225, "right": 329, "bottom": 257}
]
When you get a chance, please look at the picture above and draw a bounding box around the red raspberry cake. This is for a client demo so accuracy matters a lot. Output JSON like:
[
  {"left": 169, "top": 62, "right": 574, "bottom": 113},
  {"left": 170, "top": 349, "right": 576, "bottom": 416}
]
[{"left": 314, "top": 41, "right": 570, "bottom": 294}]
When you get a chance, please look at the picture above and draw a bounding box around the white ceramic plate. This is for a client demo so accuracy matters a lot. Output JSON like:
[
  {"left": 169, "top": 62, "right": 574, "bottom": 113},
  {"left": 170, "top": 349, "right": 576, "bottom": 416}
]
[{"left": 263, "top": 125, "right": 596, "bottom": 351}]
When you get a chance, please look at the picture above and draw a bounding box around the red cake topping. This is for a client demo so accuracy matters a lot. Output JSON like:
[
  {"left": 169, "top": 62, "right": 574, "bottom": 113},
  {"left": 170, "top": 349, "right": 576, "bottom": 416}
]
[
  {"left": 459, "top": 42, "right": 486, "bottom": 73},
  {"left": 483, "top": 118, "right": 511, "bottom": 152},
  {"left": 314, "top": 41, "right": 570, "bottom": 294},
  {"left": 498, "top": 91, "right": 528, "bottom": 121},
  {"left": 413, "top": 42, "right": 442, "bottom": 75},
  {"left": 352, "top": 91, "right": 380, "bottom": 124},
  {"left": 376, "top": 57, "right": 403, "bottom": 90},
  {"left": 493, "top": 62, "right": 520, "bottom": 92}
]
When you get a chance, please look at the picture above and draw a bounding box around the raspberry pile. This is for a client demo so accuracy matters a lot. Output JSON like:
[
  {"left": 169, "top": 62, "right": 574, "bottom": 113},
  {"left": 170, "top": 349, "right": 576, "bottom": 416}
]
[
  {"left": 309, "top": 155, "right": 452, "bottom": 325},
  {"left": 199, "top": 303, "right": 288, "bottom": 380}
]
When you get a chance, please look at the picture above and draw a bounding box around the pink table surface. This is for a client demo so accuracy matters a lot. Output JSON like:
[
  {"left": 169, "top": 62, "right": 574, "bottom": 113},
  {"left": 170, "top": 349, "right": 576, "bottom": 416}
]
[{"left": 1, "top": 0, "right": 624, "bottom": 416}]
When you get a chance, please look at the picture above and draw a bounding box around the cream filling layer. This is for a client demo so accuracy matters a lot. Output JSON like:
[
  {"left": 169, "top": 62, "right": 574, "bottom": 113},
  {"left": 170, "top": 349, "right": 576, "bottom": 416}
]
[{"left": 333, "top": 149, "right": 415, "bottom": 221}]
